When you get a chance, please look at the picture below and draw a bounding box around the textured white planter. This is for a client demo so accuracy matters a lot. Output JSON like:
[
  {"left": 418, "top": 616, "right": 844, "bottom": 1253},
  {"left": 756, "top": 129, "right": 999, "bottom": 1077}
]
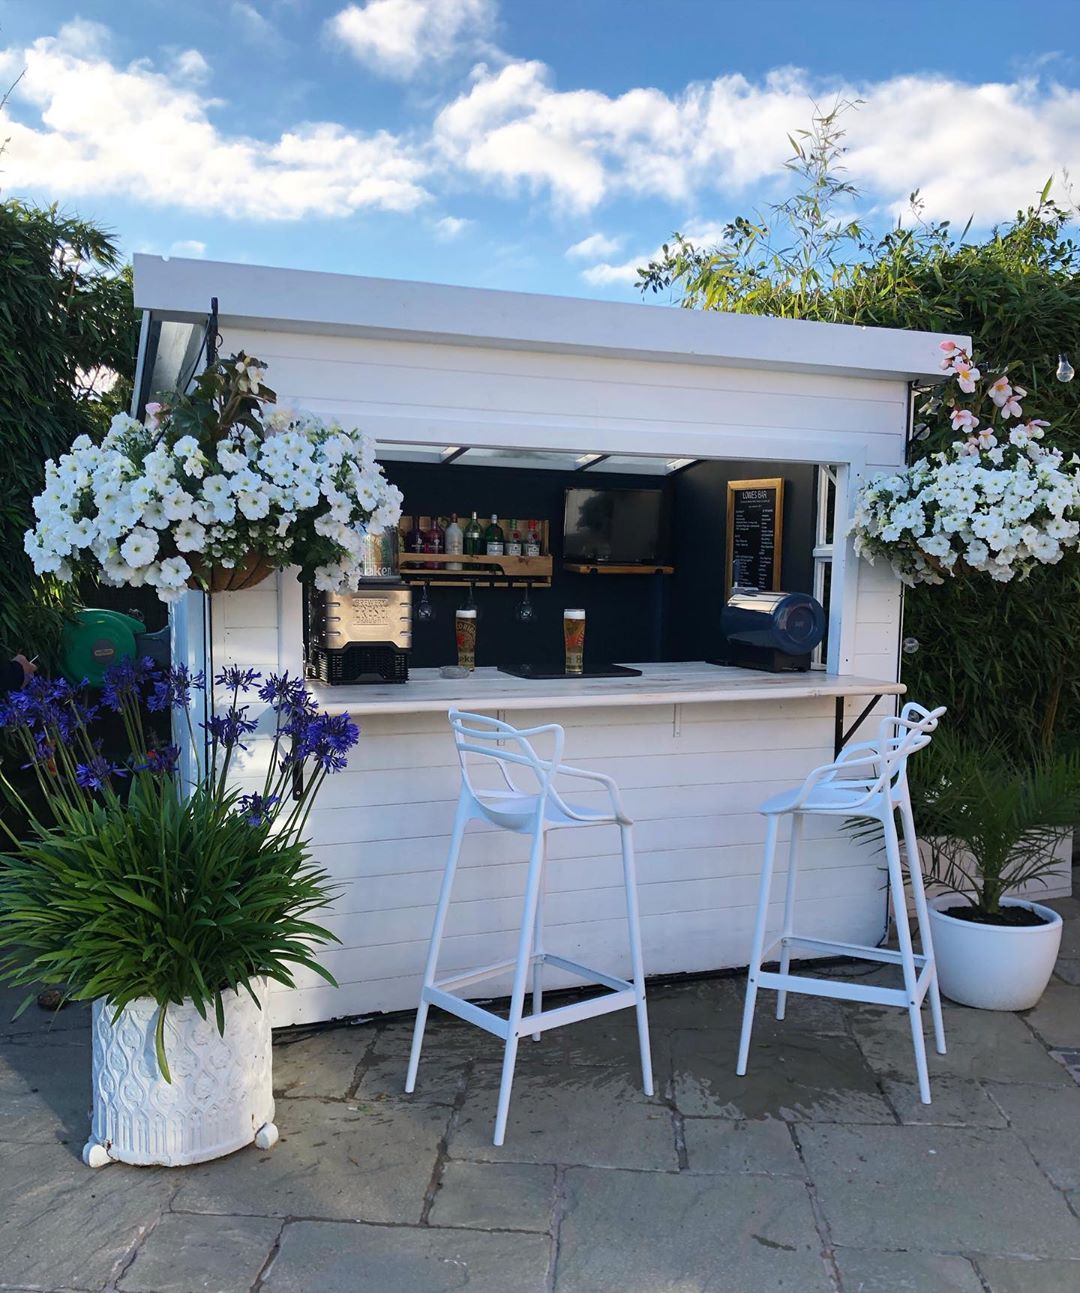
[
  {"left": 929, "top": 895, "right": 1063, "bottom": 1011},
  {"left": 82, "top": 984, "right": 277, "bottom": 1168}
]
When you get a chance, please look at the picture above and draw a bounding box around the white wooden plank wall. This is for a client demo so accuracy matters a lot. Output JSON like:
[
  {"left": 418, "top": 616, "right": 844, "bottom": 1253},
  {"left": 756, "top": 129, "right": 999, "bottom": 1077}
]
[{"left": 205, "top": 327, "right": 912, "bottom": 1026}]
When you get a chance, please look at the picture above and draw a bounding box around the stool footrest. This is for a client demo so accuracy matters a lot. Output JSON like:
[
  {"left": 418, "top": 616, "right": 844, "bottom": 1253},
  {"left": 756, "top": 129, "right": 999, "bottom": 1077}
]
[
  {"left": 771, "top": 935, "right": 927, "bottom": 968},
  {"left": 755, "top": 969, "right": 908, "bottom": 1008},
  {"left": 422, "top": 987, "right": 510, "bottom": 1039},
  {"left": 518, "top": 988, "right": 638, "bottom": 1038}
]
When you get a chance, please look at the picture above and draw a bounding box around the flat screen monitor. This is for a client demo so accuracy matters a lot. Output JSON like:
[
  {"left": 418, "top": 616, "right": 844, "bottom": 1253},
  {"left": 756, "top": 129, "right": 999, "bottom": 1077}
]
[{"left": 563, "top": 487, "right": 666, "bottom": 564}]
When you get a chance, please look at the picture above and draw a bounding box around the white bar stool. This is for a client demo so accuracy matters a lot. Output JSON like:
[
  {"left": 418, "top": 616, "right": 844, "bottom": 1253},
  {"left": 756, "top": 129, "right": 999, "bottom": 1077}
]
[
  {"left": 405, "top": 709, "right": 653, "bottom": 1145},
  {"left": 737, "top": 702, "right": 948, "bottom": 1104}
]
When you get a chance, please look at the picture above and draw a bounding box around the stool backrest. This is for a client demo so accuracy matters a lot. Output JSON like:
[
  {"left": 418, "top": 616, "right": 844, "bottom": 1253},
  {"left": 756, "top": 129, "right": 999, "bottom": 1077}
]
[
  {"left": 448, "top": 710, "right": 565, "bottom": 814},
  {"left": 872, "top": 702, "right": 946, "bottom": 799}
]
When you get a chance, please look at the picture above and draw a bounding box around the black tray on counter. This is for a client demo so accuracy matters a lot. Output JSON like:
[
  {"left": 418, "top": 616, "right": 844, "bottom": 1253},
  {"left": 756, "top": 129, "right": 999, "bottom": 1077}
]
[{"left": 497, "top": 663, "right": 643, "bottom": 680}]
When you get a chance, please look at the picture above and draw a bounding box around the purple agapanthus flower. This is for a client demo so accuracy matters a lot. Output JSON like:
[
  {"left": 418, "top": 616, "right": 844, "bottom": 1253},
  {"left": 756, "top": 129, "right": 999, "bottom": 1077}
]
[
  {"left": 133, "top": 744, "right": 182, "bottom": 776},
  {"left": 215, "top": 666, "right": 261, "bottom": 692},
  {"left": 75, "top": 753, "right": 126, "bottom": 790},
  {"left": 101, "top": 656, "right": 159, "bottom": 712},
  {"left": 203, "top": 708, "right": 259, "bottom": 751},
  {"left": 257, "top": 672, "right": 310, "bottom": 714},
  {"left": 285, "top": 710, "right": 360, "bottom": 773},
  {"left": 236, "top": 792, "right": 279, "bottom": 826},
  {"left": 146, "top": 664, "right": 205, "bottom": 712}
]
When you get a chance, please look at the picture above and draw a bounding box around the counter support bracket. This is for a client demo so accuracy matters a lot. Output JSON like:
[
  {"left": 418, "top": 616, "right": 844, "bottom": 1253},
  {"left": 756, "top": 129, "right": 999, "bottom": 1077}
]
[{"left": 834, "top": 694, "right": 882, "bottom": 757}]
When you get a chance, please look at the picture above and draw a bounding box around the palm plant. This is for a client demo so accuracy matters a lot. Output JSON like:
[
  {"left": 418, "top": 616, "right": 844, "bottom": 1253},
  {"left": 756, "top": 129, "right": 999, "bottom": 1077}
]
[{"left": 910, "top": 729, "right": 1080, "bottom": 917}]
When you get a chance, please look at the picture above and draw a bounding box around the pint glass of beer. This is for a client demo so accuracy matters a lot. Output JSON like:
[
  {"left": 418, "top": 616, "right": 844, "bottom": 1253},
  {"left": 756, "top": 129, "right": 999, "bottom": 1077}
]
[
  {"left": 456, "top": 608, "right": 477, "bottom": 671},
  {"left": 563, "top": 608, "right": 586, "bottom": 675}
]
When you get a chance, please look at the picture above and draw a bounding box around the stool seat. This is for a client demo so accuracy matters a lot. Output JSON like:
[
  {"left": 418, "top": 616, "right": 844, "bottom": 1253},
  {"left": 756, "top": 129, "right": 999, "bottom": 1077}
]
[
  {"left": 468, "top": 789, "right": 620, "bottom": 832},
  {"left": 759, "top": 780, "right": 883, "bottom": 816},
  {"left": 405, "top": 710, "right": 653, "bottom": 1146},
  {"left": 737, "top": 702, "right": 948, "bottom": 1106}
]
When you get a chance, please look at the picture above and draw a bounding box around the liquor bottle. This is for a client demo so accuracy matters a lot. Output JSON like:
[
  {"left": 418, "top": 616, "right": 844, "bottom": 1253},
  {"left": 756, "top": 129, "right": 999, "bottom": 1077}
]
[
  {"left": 405, "top": 515, "right": 425, "bottom": 556},
  {"left": 506, "top": 519, "right": 523, "bottom": 557},
  {"left": 464, "top": 511, "right": 484, "bottom": 556},
  {"left": 484, "top": 514, "right": 505, "bottom": 556},
  {"left": 423, "top": 515, "right": 445, "bottom": 570},
  {"left": 524, "top": 520, "right": 541, "bottom": 558},
  {"left": 445, "top": 513, "right": 464, "bottom": 571}
]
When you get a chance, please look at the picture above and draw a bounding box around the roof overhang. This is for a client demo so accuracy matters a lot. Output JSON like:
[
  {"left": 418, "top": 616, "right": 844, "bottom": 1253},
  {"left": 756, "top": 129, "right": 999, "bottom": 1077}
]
[{"left": 133, "top": 254, "right": 962, "bottom": 384}]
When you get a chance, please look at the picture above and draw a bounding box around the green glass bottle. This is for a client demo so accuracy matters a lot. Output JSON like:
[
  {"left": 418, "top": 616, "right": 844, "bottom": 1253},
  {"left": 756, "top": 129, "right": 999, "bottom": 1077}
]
[
  {"left": 484, "top": 513, "right": 505, "bottom": 556},
  {"left": 463, "top": 511, "right": 484, "bottom": 556}
]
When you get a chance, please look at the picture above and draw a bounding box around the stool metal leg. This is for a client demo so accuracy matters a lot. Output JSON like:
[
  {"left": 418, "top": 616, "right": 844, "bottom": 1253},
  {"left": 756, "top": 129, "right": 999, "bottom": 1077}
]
[
  {"left": 531, "top": 834, "right": 546, "bottom": 1043},
  {"left": 494, "top": 821, "right": 546, "bottom": 1146},
  {"left": 776, "top": 813, "right": 804, "bottom": 1021},
  {"left": 737, "top": 814, "right": 780, "bottom": 1076},
  {"left": 406, "top": 795, "right": 469, "bottom": 1094},
  {"left": 884, "top": 806, "right": 931, "bottom": 1104},
  {"left": 899, "top": 790, "right": 946, "bottom": 1056},
  {"left": 620, "top": 822, "right": 654, "bottom": 1097}
]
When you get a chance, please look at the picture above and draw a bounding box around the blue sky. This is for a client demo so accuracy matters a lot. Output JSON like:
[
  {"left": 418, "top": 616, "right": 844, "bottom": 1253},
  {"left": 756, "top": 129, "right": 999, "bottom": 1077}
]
[{"left": 1, "top": 0, "right": 1078, "bottom": 300}]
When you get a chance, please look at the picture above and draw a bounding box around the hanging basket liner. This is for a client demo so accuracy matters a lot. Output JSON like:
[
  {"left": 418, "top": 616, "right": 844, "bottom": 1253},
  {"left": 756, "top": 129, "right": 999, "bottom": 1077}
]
[{"left": 186, "top": 553, "right": 276, "bottom": 593}]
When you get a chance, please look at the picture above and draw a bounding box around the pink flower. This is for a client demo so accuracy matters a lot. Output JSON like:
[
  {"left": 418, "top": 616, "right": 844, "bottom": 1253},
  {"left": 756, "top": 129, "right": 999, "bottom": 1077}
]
[
  {"left": 988, "top": 376, "right": 1012, "bottom": 406},
  {"left": 1000, "top": 384, "right": 1026, "bottom": 419},
  {"left": 939, "top": 340, "right": 961, "bottom": 353},
  {"left": 976, "top": 427, "right": 998, "bottom": 450},
  {"left": 144, "top": 402, "right": 164, "bottom": 430},
  {"left": 951, "top": 407, "right": 979, "bottom": 433},
  {"left": 954, "top": 362, "right": 981, "bottom": 394},
  {"left": 1026, "top": 418, "right": 1050, "bottom": 440}
]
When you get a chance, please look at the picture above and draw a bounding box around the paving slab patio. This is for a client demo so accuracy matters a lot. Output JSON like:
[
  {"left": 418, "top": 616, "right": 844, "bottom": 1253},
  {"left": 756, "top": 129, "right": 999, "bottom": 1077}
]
[{"left": 0, "top": 892, "right": 1078, "bottom": 1293}]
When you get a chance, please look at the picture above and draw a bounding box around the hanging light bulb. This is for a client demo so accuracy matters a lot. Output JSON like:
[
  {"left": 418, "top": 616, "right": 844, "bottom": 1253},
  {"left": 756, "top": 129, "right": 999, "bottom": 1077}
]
[{"left": 1056, "top": 353, "right": 1075, "bottom": 383}]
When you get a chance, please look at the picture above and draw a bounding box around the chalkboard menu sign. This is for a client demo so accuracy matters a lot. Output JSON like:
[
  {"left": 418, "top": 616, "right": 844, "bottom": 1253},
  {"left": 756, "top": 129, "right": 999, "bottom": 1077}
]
[{"left": 725, "top": 477, "right": 785, "bottom": 600}]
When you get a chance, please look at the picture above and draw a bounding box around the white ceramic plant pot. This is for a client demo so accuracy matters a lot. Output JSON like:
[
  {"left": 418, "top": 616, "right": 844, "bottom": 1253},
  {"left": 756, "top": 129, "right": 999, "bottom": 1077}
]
[
  {"left": 929, "top": 895, "right": 1063, "bottom": 1011},
  {"left": 82, "top": 983, "right": 277, "bottom": 1168}
]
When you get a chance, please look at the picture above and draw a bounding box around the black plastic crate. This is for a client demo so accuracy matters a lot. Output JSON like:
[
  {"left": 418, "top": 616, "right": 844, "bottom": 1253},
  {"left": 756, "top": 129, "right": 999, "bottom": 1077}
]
[{"left": 308, "top": 643, "right": 409, "bottom": 685}]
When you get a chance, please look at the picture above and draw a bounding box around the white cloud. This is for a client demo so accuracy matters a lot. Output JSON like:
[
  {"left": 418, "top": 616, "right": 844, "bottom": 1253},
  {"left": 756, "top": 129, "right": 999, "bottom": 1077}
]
[
  {"left": 566, "top": 232, "right": 622, "bottom": 260},
  {"left": 580, "top": 222, "right": 728, "bottom": 288},
  {"left": 0, "top": 24, "right": 430, "bottom": 220},
  {"left": 328, "top": 0, "right": 494, "bottom": 78},
  {"left": 169, "top": 239, "right": 207, "bottom": 257},
  {"left": 231, "top": 2, "right": 284, "bottom": 51},
  {"left": 434, "top": 214, "right": 470, "bottom": 238},
  {"left": 434, "top": 60, "right": 1080, "bottom": 225}
]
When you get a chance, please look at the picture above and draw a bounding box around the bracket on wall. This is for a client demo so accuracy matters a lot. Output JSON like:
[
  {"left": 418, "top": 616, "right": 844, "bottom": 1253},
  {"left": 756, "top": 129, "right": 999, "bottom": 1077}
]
[
  {"left": 206, "top": 297, "right": 220, "bottom": 366},
  {"left": 834, "top": 694, "right": 882, "bottom": 757}
]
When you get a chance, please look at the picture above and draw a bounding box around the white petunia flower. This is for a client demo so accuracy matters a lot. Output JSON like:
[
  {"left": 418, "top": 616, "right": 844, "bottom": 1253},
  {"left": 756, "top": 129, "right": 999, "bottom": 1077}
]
[{"left": 120, "top": 527, "right": 159, "bottom": 568}]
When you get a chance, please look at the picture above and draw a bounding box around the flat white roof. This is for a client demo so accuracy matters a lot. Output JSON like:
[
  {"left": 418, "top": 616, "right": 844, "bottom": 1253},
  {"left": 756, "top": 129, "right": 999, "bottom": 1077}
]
[{"left": 133, "top": 253, "right": 961, "bottom": 382}]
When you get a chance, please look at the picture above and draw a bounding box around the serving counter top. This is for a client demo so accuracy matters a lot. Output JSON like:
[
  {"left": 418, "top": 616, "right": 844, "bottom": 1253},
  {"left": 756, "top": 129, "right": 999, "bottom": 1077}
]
[{"left": 309, "top": 661, "right": 903, "bottom": 717}]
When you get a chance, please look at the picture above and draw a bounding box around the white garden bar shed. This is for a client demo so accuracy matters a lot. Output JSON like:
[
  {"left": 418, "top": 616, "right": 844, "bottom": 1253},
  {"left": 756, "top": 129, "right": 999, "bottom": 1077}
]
[{"left": 134, "top": 253, "right": 955, "bottom": 1030}]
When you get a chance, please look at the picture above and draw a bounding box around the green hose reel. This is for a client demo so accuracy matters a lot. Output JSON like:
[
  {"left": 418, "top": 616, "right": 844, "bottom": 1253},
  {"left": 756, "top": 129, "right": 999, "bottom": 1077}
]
[{"left": 59, "top": 609, "right": 170, "bottom": 688}]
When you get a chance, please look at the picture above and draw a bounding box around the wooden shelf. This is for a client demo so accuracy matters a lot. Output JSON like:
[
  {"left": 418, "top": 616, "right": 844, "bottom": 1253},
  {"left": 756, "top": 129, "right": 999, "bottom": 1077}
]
[
  {"left": 399, "top": 515, "right": 553, "bottom": 588},
  {"left": 400, "top": 551, "right": 553, "bottom": 588},
  {"left": 563, "top": 563, "right": 674, "bottom": 575}
]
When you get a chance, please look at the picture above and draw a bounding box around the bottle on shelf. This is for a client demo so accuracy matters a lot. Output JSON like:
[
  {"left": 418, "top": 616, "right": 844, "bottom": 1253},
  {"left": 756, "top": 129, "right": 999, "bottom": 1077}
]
[
  {"left": 484, "top": 514, "right": 505, "bottom": 556},
  {"left": 445, "top": 513, "right": 464, "bottom": 571},
  {"left": 524, "top": 520, "right": 541, "bottom": 558},
  {"left": 464, "top": 511, "right": 484, "bottom": 556},
  {"left": 423, "top": 515, "right": 445, "bottom": 569},
  {"left": 506, "top": 519, "right": 523, "bottom": 557},
  {"left": 405, "top": 515, "right": 425, "bottom": 557}
]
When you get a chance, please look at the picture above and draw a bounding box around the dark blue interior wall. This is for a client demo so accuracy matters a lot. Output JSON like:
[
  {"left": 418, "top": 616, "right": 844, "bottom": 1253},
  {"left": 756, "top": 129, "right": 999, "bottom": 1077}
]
[
  {"left": 382, "top": 461, "right": 672, "bottom": 670},
  {"left": 668, "top": 459, "right": 817, "bottom": 662},
  {"left": 375, "top": 457, "right": 817, "bottom": 669}
]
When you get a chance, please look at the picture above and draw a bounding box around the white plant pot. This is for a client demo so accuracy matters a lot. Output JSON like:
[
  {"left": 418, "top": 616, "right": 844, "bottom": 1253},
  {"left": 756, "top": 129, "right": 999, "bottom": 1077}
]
[
  {"left": 929, "top": 895, "right": 1063, "bottom": 1011},
  {"left": 82, "top": 983, "right": 277, "bottom": 1168}
]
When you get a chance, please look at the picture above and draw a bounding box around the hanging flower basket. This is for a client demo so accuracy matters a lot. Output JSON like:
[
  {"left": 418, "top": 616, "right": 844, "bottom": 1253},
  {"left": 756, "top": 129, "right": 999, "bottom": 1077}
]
[
  {"left": 850, "top": 342, "right": 1080, "bottom": 587},
  {"left": 186, "top": 553, "right": 276, "bottom": 593},
  {"left": 23, "top": 353, "right": 403, "bottom": 604}
]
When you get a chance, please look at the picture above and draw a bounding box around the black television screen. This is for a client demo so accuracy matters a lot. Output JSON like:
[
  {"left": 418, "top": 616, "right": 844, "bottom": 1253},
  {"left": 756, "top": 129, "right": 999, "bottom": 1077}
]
[{"left": 563, "top": 487, "right": 666, "bottom": 563}]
